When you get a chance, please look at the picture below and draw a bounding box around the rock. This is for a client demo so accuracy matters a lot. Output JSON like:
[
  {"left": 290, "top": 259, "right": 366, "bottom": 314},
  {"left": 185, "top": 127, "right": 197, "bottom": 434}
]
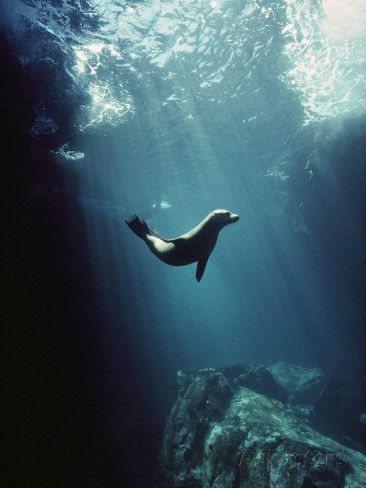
[
  {"left": 268, "top": 362, "right": 326, "bottom": 404},
  {"left": 232, "top": 364, "right": 288, "bottom": 403},
  {"left": 161, "top": 369, "right": 234, "bottom": 487},
  {"left": 179, "top": 364, "right": 287, "bottom": 404},
  {"left": 161, "top": 368, "right": 366, "bottom": 487},
  {"left": 217, "top": 364, "right": 248, "bottom": 382},
  {"left": 286, "top": 402, "right": 315, "bottom": 425}
]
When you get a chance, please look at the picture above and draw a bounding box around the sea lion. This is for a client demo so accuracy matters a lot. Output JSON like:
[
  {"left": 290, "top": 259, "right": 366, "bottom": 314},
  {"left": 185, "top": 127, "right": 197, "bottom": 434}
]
[{"left": 125, "top": 209, "right": 239, "bottom": 281}]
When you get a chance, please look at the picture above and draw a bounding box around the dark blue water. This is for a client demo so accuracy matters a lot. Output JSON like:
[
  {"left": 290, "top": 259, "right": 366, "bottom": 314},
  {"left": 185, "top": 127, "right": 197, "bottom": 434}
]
[{"left": 1, "top": 0, "right": 366, "bottom": 486}]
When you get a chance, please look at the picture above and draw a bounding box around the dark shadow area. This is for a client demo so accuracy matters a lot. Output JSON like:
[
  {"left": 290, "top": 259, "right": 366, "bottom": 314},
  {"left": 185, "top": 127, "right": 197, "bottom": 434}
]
[{"left": 1, "top": 31, "right": 169, "bottom": 487}]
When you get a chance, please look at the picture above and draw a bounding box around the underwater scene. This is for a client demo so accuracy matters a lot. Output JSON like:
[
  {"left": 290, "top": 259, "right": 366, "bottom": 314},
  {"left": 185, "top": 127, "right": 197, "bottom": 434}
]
[{"left": 1, "top": 0, "right": 366, "bottom": 486}]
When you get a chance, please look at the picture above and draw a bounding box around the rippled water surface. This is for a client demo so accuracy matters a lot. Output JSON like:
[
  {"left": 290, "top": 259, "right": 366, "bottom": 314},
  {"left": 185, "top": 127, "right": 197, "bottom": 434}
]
[{"left": 9, "top": 0, "right": 365, "bottom": 130}]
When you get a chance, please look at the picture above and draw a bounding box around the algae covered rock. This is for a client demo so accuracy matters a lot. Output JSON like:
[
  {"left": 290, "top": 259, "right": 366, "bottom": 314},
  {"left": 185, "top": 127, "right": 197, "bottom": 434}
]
[
  {"left": 268, "top": 362, "right": 326, "bottom": 404},
  {"left": 204, "top": 388, "right": 365, "bottom": 487},
  {"left": 161, "top": 367, "right": 366, "bottom": 488},
  {"left": 229, "top": 363, "right": 288, "bottom": 403},
  {"left": 161, "top": 369, "right": 234, "bottom": 487}
]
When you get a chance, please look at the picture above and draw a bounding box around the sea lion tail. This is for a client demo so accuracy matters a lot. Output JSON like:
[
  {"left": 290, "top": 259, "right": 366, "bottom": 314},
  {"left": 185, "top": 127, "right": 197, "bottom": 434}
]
[{"left": 125, "top": 215, "right": 151, "bottom": 239}]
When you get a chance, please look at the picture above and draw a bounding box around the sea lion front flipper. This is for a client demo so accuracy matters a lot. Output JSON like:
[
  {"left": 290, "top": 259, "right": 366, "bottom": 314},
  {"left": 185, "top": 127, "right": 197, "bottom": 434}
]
[{"left": 196, "top": 256, "right": 209, "bottom": 282}]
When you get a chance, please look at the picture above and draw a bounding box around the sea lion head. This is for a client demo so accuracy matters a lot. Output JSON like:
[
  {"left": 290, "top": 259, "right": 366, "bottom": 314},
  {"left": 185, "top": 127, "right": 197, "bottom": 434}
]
[{"left": 210, "top": 209, "right": 240, "bottom": 229}]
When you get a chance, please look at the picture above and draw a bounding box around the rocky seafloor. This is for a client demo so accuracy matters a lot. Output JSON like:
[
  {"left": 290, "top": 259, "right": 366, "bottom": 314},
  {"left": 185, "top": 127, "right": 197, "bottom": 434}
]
[{"left": 158, "top": 363, "right": 366, "bottom": 487}]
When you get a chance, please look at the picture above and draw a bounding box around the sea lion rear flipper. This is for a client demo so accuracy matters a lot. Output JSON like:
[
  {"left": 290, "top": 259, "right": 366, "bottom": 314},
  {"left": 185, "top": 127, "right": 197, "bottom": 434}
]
[
  {"left": 125, "top": 215, "right": 170, "bottom": 241},
  {"left": 125, "top": 215, "right": 150, "bottom": 239},
  {"left": 196, "top": 257, "right": 209, "bottom": 282}
]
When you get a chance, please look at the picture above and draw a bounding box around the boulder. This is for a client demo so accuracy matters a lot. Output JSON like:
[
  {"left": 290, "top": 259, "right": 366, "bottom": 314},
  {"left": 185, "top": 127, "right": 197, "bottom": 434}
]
[
  {"left": 162, "top": 369, "right": 234, "bottom": 487},
  {"left": 232, "top": 364, "right": 288, "bottom": 403},
  {"left": 161, "top": 368, "right": 366, "bottom": 487},
  {"left": 268, "top": 362, "right": 326, "bottom": 404}
]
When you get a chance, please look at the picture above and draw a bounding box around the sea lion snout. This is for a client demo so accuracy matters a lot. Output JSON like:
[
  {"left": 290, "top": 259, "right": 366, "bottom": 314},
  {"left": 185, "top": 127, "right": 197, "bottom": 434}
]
[{"left": 212, "top": 209, "right": 239, "bottom": 226}]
